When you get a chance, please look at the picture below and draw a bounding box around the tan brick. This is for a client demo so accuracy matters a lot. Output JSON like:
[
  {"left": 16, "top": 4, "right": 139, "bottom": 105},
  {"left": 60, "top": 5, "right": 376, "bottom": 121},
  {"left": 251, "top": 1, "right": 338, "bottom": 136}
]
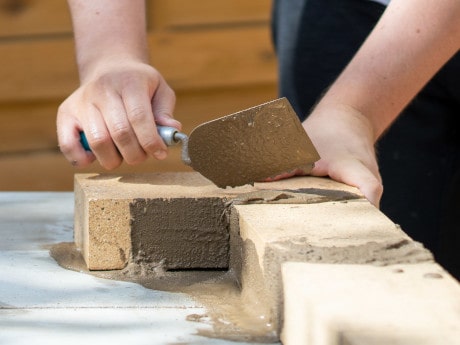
[
  {"left": 75, "top": 172, "right": 233, "bottom": 270},
  {"left": 230, "top": 200, "right": 433, "bottom": 332},
  {"left": 281, "top": 262, "right": 460, "bottom": 345},
  {"left": 75, "top": 172, "right": 359, "bottom": 270}
]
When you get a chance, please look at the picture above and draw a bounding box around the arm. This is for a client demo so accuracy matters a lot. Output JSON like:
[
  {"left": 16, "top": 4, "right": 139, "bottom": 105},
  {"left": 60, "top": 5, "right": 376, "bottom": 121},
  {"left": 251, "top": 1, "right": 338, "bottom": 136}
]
[
  {"left": 304, "top": 0, "right": 460, "bottom": 207},
  {"left": 57, "top": 0, "right": 180, "bottom": 169}
]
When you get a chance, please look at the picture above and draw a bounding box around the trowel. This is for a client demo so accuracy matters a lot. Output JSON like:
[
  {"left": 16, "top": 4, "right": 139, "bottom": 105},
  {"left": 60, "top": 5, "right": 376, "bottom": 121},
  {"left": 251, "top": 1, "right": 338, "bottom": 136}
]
[{"left": 80, "top": 97, "right": 320, "bottom": 188}]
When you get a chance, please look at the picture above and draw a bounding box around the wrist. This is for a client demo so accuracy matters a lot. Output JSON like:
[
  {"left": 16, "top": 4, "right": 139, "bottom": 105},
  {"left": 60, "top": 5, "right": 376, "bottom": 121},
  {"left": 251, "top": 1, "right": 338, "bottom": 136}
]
[
  {"left": 78, "top": 56, "right": 149, "bottom": 85},
  {"left": 307, "top": 102, "right": 377, "bottom": 144}
]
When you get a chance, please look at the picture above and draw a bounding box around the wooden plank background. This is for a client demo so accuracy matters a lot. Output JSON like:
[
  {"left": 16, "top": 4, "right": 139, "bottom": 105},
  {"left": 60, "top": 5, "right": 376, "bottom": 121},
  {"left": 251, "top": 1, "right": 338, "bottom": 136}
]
[{"left": 0, "top": 0, "right": 277, "bottom": 190}]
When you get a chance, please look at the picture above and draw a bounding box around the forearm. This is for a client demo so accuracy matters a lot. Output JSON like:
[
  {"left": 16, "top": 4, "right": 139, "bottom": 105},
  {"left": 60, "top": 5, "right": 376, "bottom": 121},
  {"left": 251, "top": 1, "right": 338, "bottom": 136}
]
[
  {"left": 312, "top": 0, "right": 460, "bottom": 140},
  {"left": 67, "top": 0, "right": 148, "bottom": 83}
]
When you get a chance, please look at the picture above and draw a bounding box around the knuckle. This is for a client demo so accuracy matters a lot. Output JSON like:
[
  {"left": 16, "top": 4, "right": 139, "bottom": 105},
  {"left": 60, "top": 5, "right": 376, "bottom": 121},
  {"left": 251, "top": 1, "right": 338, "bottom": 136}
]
[
  {"left": 127, "top": 106, "right": 147, "bottom": 123},
  {"left": 102, "top": 159, "right": 122, "bottom": 171},
  {"left": 87, "top": 134, "right": 112, "bottom": 151},
  {"left": 140, "top": 136, "right": 164, "bottom": 152},
  {"left": 110, "top": 124, "right": 132, "bottom": 144},
  {"left": 146, "top": 68, "right": 161, "bottom": 83},
  {"left": 57, "top": 102, "right": 68, "bottom": 115},
  {"left": 58, "top": 141, "right": 73, "bottom": 156}
]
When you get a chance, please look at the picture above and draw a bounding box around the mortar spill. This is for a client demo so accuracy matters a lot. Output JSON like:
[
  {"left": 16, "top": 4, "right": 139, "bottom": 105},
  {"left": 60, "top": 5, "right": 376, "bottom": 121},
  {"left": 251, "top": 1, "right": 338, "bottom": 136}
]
[{"left": 50, "top": 242, "right": 278, "bottom": 343}]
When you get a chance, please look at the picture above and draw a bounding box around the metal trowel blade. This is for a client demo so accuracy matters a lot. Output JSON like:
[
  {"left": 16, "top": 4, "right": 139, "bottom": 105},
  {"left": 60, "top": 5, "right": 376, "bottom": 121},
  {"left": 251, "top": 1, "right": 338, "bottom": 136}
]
[{"left": 187, "top": 97, "right": 320, "bottom": 188}]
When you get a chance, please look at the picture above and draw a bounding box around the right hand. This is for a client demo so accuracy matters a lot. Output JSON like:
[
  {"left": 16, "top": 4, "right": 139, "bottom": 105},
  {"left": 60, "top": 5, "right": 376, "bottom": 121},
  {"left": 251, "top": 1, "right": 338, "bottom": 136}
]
[
  {"left": 56, "top": 60, "right": 181, "bottom": 170},
  {"left": 303, "top": 105, "right": 384, "bottom": 208}
]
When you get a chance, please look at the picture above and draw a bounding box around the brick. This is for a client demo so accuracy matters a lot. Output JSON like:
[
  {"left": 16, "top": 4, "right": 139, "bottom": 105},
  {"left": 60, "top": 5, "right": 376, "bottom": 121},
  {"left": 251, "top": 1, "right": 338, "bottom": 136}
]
[
  {"left": 74, "top": 171, "right": 460, "bottom": 344},
  {"left": 75, "top": 172, "right": 235, "bottom": 270},
  {"left": 229, "top": 200, "right": 433, "bottom": 332},
  {"left": 281, "top": 262, "right": 460, "bottom": 345},
  {"left": 75, "top": 172, "right": 360, "bottom": 270}
]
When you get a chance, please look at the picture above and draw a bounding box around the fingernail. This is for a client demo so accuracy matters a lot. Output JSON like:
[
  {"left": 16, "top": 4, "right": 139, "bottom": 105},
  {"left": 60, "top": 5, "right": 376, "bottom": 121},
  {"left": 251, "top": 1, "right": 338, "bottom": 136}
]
[{"left": 154, "top": 150, "right": 167, "bottom": 160}]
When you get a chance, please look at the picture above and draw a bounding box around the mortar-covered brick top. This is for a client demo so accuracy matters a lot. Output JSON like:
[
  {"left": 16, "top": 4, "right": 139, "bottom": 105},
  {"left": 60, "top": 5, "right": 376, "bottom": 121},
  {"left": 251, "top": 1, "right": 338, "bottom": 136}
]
[{"left": 74, "top": 172, "right": 362, "bottom": 200}]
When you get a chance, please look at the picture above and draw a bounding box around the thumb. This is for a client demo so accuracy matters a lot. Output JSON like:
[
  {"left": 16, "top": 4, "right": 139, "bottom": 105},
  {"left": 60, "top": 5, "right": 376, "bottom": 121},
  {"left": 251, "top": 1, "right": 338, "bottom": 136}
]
[
  {"left": 151, "top": 78, "right": 181, "bottom": 129},
  {"left": 313, "top": 158, "right": 383, "bottom": 208}
]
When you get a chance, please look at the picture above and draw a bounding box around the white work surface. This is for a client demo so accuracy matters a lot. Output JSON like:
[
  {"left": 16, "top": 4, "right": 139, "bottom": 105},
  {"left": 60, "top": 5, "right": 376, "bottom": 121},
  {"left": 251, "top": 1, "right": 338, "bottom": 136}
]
[{"left": 0, "top": 192, "right": 275, "bottom": 345}]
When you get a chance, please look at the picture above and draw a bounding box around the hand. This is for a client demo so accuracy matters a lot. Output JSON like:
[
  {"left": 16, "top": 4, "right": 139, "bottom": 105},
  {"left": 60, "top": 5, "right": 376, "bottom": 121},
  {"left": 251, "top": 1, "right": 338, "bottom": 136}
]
[
  {"left": 304, "top": 105, "right": 383, "bottom": 208},
  {"left": 262, "top": 166, "right": 313, "bottom": 182},
  {"left": 56, "top": 60, "right": 181, "bottom": 170}
]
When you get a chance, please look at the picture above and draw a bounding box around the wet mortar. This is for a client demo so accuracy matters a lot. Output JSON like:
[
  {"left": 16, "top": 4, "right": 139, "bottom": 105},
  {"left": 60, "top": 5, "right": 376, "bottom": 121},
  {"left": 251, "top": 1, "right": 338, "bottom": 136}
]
[
  {"left": 130, "top": 197, "right": 230, "bottom": 270},
  {"left": 188, "top": 98, "right": 320, "bottom": 188},
  {"left": 50, "top": 242, "right": 278, "bottom": 343}
]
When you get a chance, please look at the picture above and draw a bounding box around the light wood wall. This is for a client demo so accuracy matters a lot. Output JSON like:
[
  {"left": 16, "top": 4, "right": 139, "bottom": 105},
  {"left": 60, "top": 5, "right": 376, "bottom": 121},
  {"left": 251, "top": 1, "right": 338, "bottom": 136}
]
[{"left": 0, "top": 0, "right": 277, "bottom": 190}]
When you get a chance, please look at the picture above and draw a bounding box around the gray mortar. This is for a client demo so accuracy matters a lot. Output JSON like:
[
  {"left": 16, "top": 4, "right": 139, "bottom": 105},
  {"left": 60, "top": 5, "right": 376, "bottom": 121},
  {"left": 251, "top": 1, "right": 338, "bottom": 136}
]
[
  {"left": 130, "top": 197, "right": 229, "bottom": 270},
  {"left": 263, "top": 237, "right": 433, "bottom": 334},
  {"left": 226, "top": 188, "right": 361, "bottom": 206}
]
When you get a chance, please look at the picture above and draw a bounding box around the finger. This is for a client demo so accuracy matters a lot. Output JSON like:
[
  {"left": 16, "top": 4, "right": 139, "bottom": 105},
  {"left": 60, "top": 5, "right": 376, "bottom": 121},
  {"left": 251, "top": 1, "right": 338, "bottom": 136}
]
[
  {"left": 82, "top": 104, "right": 123, "bottom": 170},
  {"left": 98, "top": 90, "right": 147, "bottom": 165},
  {"left": 327, "top": 159, "right": 383, "bottom": 208},
  {"left": 264, "top": 164, "right": 313, "bottom": 182},
  {"left": 151, "top": 76, "right": 180, "bottom": 129},
  {"left": 57, "top": 101, "right": 96, "bottom": 168},
  {"left": 121, "top": 82, "right": 168, "bottom": 160}
]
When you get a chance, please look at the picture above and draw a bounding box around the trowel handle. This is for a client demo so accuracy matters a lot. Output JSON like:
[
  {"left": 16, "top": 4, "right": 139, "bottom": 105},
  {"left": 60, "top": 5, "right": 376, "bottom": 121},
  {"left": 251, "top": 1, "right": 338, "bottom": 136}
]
[
  {"left": 156, "top": 126, "right": 183, "bottom": 146},
  {"left": 79, "top": 126, "right": 182, "bottom": 151}
]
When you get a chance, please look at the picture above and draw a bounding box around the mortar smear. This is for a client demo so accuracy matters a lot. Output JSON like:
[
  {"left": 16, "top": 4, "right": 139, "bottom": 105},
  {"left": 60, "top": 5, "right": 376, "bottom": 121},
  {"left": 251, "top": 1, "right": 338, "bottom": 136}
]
[{"left": 50, "top": 242, "right": 278, "bottom": 343}]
